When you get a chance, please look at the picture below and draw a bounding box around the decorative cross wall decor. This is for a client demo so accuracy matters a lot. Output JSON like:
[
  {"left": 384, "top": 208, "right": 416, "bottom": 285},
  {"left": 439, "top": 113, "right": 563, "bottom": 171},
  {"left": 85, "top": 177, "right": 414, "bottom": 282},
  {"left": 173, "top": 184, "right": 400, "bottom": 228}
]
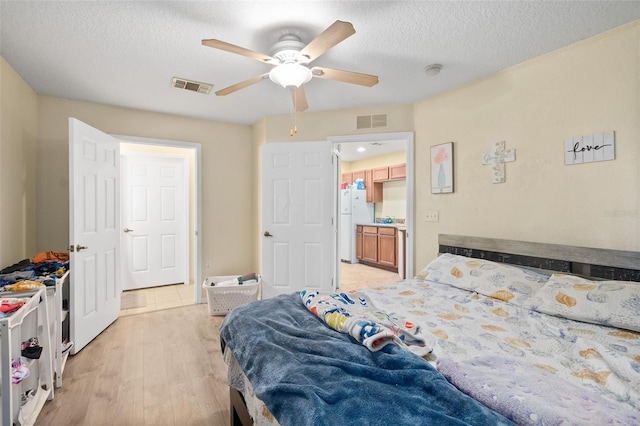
[{"left": 483, "top": 141, "right": 516, "bottom": 184}]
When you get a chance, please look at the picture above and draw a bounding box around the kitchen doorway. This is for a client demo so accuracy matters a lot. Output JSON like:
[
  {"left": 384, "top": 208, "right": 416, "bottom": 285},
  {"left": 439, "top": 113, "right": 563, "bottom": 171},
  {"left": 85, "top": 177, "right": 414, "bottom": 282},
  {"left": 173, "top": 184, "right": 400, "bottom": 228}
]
[{"left": 329, "top": 132, "right": 415, "bottom": 288}]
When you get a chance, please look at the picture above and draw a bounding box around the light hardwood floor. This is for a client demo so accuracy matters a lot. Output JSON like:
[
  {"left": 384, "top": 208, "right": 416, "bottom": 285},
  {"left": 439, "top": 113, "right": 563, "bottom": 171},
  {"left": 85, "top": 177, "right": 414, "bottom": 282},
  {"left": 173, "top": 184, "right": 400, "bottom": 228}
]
[
  {"left": 36, "top": 263, "right": 401, "bottom": 425},
  {"left": 37, "top": 303, "right": 228, "bottom": 425},
  {"left": 120, "top": 282, "right": 197, "bottom": 317}
]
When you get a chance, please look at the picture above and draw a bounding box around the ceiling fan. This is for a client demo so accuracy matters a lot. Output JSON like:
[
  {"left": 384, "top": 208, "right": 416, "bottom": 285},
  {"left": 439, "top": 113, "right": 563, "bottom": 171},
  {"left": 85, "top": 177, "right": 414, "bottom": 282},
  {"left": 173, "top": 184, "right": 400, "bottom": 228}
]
[{"left": 202, "top": 20, "right": 379, "bottom": 112}]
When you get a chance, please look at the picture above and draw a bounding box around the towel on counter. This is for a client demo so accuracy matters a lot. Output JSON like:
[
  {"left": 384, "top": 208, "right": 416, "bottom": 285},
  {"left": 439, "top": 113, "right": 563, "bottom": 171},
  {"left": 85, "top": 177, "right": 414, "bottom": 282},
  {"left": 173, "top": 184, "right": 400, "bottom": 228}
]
[{"left": 301, "top": 289, "right": 431, "bottom": 354}]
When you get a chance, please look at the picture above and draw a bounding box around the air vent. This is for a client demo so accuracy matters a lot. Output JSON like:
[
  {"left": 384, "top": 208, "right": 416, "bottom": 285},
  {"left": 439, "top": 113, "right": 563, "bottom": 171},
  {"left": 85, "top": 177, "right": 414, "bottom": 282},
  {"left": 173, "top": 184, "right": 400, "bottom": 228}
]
[
  {"left": 355, "top": 113, "right": 388, "bottom": 130},
  {"left": 171, "top": 77, "right": 213, "bottom": 94}
]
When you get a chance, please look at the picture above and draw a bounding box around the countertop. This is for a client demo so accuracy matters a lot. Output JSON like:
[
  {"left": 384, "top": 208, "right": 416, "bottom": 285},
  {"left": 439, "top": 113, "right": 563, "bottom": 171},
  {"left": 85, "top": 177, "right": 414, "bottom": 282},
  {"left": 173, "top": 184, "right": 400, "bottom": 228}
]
[{"left": 358, "top": 222, "right": 406, "bottom": 231}]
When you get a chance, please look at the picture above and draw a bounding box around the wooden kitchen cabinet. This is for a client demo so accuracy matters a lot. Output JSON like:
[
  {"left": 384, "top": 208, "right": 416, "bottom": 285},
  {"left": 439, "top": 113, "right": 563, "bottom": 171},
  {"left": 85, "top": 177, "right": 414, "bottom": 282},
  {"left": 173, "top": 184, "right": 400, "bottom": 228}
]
[
  {"left": 352, "top": 170, "right": 366, "bottom": 183},
  {"left": 389, "top": 163, "right": 406, "bottom": 180},
  {"left": 357, "top": 225, "right": 398, "bottom": 272},
  {"left": 364, "top": 170, "right": 383, "bottom": 203},
  {"left": 350, "top": 168, "right": 385, "bottom": 203},
  {"left": 351, "top": 163, "right": 405, "bottom": 189},
  {"left": 361, "top": 226, "right": 379, "bottom": 263},
  {"left": 372, "top": 166, "right": 389, "bottom": 182},
  {"left": 341, "top": 172, "right": 353, "bottom": 185},
  {"left": 377, "top": 227, "right": 398, "bottom": 269}
]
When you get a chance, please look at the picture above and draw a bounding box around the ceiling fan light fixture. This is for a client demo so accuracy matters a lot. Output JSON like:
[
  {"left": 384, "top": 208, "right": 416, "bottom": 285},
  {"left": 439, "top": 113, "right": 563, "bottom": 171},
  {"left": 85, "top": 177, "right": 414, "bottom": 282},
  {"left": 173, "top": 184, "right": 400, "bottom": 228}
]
[{"left": 269, "top": 63, "right": 312, "bottom": 89}]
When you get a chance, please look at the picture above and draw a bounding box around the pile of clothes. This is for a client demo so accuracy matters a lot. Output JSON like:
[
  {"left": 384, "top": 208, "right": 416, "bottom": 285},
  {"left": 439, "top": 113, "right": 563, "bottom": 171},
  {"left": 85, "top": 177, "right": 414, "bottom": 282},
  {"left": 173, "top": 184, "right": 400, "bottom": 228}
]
[{"left": 0, "top": 251, "right": 69, "bottom": 317}]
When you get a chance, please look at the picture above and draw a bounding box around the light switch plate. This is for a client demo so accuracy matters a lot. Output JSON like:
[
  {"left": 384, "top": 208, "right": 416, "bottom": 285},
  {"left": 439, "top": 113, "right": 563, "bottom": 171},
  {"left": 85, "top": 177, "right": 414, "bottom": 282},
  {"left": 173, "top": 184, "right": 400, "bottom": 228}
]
[{"left": 425, "top": 211, "right": 439, "bottom": 222}]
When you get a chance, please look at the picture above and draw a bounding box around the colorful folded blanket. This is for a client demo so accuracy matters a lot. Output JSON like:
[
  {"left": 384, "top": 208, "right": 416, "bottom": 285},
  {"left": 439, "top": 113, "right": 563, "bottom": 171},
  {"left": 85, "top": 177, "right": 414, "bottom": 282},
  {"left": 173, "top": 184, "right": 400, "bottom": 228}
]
[{"left": 301, "top": 289, "right": 430, "bottom": 354}]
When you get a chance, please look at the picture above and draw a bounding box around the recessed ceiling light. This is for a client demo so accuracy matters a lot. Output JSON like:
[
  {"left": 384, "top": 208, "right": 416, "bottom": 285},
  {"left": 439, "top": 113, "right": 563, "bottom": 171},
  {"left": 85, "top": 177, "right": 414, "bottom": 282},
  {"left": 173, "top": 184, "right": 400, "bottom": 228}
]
[
  {"left": 357, "top": 147, "right": 366, "bottom": 152},
  {"left": 424, "top": 64, "right": 442, "bottom": 76}
]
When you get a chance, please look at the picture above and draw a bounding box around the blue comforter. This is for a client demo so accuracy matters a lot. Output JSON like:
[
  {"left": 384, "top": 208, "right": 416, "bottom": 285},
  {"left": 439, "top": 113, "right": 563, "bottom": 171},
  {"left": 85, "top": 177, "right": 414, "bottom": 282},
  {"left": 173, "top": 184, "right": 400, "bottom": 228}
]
[{"left": 219, "top": 293, "right": 514, "bottom": 426}]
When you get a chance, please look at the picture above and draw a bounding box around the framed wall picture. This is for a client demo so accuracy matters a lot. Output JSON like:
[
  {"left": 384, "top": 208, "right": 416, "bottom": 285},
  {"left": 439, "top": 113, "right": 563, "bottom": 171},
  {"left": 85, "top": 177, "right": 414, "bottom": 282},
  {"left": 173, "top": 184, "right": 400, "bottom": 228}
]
[{"left": 431, "top": 142, "right": 453, "bottom": 194}]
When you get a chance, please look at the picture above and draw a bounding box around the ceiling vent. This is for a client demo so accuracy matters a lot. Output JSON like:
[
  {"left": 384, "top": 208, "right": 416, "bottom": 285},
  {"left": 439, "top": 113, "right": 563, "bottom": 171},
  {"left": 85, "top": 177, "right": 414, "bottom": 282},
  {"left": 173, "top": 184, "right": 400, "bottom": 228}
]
[
  {"left": 172, "top": 77, "right": 213, "bottom": 94},
  {"left": 356, "top": 113, "right": 388, "bottom": 130}
]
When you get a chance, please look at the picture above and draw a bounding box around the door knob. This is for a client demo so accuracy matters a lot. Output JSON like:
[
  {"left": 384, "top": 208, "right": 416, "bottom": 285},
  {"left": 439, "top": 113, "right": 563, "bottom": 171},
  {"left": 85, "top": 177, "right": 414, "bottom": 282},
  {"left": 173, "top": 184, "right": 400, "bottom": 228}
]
[
  {"left": 76, "top": 245, "right": 88, "bottom": 251},
  {"left": 123, "top": 227, "right": 134, "bottom": 233},
  {"left": 263, "top": 231, "right": 273, "bottom": 237}
]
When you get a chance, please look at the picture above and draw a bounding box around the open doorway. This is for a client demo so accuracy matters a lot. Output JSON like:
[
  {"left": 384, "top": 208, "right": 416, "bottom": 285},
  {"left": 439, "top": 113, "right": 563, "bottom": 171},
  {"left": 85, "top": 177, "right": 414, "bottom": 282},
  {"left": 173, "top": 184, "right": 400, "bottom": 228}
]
[
  {"left": 115, "top": 135, "right": 203, "bottom": 312},
  {"left": 328, "top": 132, "right": 415, "bottom": 290}
]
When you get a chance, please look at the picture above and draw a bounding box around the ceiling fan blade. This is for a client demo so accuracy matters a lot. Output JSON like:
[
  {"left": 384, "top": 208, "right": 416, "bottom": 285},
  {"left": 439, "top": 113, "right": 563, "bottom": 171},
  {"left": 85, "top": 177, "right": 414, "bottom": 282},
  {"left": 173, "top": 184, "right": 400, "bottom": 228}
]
[
  {"left": 202, "top": 39, "right": 276, "bottom": 64},
  {"left": 215, "top": 73, "right": 269, "bottom": 96},
  {"left": 311, "top": 66, "right": 378, "bottom": 87},
  {"left": 291, "top": 87, "right": 309, "bottom": 112},
  {"left": 300, "top": 20, "right": 356, "bottom": 62}
]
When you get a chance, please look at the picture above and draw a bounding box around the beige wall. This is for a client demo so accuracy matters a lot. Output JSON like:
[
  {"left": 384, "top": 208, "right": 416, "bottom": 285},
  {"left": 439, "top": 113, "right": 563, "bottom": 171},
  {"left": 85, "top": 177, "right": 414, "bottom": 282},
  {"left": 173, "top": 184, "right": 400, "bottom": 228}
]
[
  {"left": 379, "top": 180, "right": 406, "bottom": 220},
  {"left": 0, "top": 57, "right": 39, "bottom": 266},
  {"left": 344, "top": 150, "right": 406, "bottom": 172},
  {"left": 251, "top": 117, "right": 266, "bottom": 272},
  {"left": 37, "top": 97, "right": 255, "bottom": 278},
  {"left": 413, "top": 21, "right": 640, "bottom": 269},
  {"left": 263, "top": 104, "right": 414, "bottom": 143}
]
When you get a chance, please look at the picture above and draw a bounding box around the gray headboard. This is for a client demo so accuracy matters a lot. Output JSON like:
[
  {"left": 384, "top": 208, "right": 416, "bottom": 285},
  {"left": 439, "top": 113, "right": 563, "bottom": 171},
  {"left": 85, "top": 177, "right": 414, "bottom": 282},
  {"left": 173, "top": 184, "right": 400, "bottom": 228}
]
[{"left": 438, "top": 234, "right": 640, "bottom": 282}]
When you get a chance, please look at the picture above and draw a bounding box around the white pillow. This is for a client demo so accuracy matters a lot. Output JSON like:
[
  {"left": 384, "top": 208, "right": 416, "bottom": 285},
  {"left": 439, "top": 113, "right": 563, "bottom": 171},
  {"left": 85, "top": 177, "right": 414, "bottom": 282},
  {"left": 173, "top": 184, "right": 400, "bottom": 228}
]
[
  {"left": 529, "top": 273, "right": 640, "bottom": 332},
  {"left": 416, "top": 253, "right": 548, "bottom": 305}
]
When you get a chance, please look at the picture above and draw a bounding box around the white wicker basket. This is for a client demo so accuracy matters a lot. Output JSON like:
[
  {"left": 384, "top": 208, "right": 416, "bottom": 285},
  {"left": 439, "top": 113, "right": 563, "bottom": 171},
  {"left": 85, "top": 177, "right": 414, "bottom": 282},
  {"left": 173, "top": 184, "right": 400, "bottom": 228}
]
[{"left": 202, "top": 275, "right": 261, "bottom": 315}]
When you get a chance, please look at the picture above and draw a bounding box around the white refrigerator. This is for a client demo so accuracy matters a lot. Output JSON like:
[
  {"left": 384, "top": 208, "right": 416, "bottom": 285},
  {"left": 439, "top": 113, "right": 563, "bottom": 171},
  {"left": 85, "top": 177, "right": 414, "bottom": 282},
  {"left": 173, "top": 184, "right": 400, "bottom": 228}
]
[{"left": 340, "top": 188, "right": 375, "bottom": 263}]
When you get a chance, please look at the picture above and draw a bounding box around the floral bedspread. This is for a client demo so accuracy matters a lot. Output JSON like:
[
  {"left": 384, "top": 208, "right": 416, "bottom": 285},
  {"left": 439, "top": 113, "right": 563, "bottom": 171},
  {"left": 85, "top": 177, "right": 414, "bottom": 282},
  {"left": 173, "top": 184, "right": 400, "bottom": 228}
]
[{"left": 358, "top": 279, "right": 640, "bottom": 425}]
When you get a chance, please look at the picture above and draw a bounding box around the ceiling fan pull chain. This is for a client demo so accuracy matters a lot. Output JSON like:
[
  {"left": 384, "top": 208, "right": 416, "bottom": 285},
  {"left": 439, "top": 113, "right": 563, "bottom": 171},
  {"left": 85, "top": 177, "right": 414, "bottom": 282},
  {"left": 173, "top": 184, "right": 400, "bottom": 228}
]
[{"left": 290, "top": 88, "right": 298, "bottom": 137}]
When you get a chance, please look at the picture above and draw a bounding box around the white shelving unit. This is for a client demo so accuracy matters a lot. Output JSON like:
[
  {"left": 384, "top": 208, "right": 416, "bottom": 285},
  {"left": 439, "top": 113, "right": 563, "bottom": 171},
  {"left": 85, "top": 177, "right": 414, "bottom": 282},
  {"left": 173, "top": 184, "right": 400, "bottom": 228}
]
[
  {"left": 0, "top": 288, "right": 53, "bottom": 426},
  {"left": 51, "top": 272, "right": 70, "bottom": 388},
  {"left": 10, "top": 271, "right": 69, "bottom": 397}
]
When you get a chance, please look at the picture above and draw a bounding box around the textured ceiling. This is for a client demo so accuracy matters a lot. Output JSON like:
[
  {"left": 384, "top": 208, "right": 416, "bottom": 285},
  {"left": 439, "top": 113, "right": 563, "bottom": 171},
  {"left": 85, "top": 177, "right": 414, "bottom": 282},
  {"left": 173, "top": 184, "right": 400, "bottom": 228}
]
[{"left": 2, "top": 1, "right": 640, "bottom": 125}]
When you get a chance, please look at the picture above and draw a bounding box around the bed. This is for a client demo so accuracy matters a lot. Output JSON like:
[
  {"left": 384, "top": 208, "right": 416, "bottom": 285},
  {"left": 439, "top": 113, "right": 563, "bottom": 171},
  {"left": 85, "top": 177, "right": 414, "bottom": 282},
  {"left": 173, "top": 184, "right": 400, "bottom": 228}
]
[{"left": 219, "top": 234, "right": 640, "bottom": 425}]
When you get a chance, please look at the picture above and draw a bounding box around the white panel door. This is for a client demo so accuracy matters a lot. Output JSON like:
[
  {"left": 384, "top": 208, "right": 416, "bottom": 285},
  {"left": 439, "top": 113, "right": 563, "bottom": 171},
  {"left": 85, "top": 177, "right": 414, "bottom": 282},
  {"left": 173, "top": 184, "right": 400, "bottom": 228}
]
[
  {"left": 69, "top": 118, "right": 120, "bottom": 354},
  {"left": 120, "top": 153, "right": 187, "bottom": 290},
  {"left": 261, "top": 141, "right": 335, "bottom": 299}
]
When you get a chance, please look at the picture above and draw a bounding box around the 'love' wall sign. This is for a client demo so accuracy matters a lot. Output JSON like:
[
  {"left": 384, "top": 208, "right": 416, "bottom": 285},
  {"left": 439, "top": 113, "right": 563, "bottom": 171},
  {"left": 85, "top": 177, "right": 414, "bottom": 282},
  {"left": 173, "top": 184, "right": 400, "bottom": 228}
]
[{"left": 564, "top": 132, "right": 615, "bottom": 165}]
